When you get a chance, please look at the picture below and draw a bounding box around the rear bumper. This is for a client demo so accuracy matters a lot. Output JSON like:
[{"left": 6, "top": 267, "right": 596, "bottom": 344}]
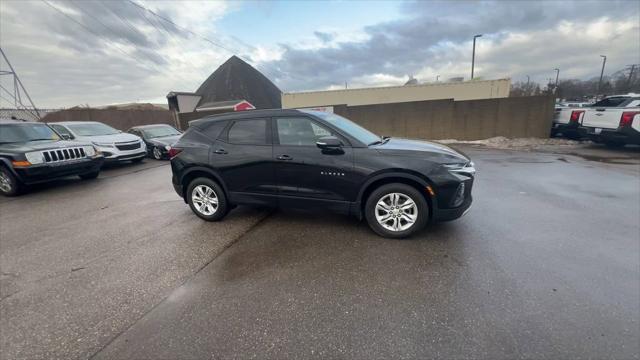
[
  {"left": 551, "top": 122, "right": 585, "bottom": 137},
  {"left": 13, "top": 157, "right": 104, "bottom": 185},
  {"left": 583, "top": 126, "right": 640, "bottom": 145}
]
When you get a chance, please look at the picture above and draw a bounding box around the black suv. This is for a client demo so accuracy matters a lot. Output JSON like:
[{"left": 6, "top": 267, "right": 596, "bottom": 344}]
[
  {"left": 0, "top": 120, "right": 104, "bottom": 196},
  {"left": 170, "top": 109, "right": 474, "bottom": 238}
]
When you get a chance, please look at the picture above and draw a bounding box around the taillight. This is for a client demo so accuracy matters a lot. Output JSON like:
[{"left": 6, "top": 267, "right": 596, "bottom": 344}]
[
  {"left": 569, "top": 110, "right": 584, "bottom": 123},
  {"left": 168, "top": 147, "right": 182, "bottom": 159},
  {"left": 619, "top": 112, "right": 639, "bottom": 127}
]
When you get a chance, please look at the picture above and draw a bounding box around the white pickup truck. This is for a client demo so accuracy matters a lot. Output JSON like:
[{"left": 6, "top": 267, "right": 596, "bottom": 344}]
[
  {"left": 551, "top": 102, "right": 593, "bottom": 139},
  {"left": 579, "top": 94, "right": 640, "bottom": 147}
]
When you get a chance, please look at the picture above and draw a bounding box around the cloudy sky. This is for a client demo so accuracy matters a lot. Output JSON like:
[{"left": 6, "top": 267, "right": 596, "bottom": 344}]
[{"left": 0, "top": 0, "right": 638, "bottom": 108}]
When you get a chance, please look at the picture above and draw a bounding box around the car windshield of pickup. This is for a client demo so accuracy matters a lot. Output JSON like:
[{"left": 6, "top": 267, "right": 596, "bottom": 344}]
[
  {"left": 67, "top": 123, "right": 120, "bottom": 136},
  {"left": 302, "top": 110, "right": 381, "bottom": 146},
  {"left": 0, "top": 123, "right": 60, "bottom": 144},
  {"left": 142, "top": 126, "right": 180, "bottom": 139}
]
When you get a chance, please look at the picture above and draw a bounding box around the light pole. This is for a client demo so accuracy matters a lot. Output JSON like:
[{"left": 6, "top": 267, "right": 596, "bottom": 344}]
[
  {"left": 471, "top": 34, "right": 482, "bottom": 80},
  {"left": 554, "top": 68, "right": 560, "bottom": 93},
  {"left": 436, "top": 75, "right": 440, "bottom": 82},
  {"left": 526, "top": 75, "right": 530, "bottom": 86},
  {"left": 598, "top": 55, "right": 607, "bottom": 94}
]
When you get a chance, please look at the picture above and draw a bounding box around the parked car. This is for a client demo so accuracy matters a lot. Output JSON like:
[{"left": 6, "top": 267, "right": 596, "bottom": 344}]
[
  {"left": 0, "top": 119, "right": 104, "bottom": 196},
  {"left": 551, "top": 101, "right": 593, "bottom": 139},
  {"left": 127, "top": 124, "right": 182, "bottom": 160},
  {"left": 169, "top": 109, "right": 475, "bottom": 238},
  {"left": 578, "top": 94, "right": 640, "bottom": 147},
  {"left": 48, "top": 121, "right": 146, "bottom": 163}
]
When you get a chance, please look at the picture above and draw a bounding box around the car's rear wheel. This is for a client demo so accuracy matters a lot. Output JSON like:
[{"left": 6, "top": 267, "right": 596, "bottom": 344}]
[
  {"left": 0, "top": 166, "right": 21, "bottom": 197},
  {"left": 152, "top": 147, "right": 163, "bottom": 160},
  {"left": 186, "top": 177, "right": 228, "bottom": 221},
  {"left": 365, "top": 183, "right": 428, "bottom": 238}
]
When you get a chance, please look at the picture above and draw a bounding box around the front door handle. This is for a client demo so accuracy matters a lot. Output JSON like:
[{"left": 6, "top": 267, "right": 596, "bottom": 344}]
[
  {"left": 277, "top": 154, "right": 293, "bottom": 161},
  {"left": 214, "top": 148, "right": 228, "bottom": 154}
]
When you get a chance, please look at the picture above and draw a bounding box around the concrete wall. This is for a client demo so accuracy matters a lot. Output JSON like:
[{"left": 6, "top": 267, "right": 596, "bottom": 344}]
[
  {"left": 41, "top": 109, "right": 174, "bottom": 130},
  {"left": 334, "top": 96, "right": 554, "bottom": 140},
  {"left": 282, "top": 79, "right": 511, "bottom": 109}
]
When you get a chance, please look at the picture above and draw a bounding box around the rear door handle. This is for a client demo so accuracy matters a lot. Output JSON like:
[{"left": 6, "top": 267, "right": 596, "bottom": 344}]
[
  {"left": 277, "top": 154, "right": 293, "bottom": 161},
  {"left": 214, "top": 148, "right": 228, "bottom": 154}
]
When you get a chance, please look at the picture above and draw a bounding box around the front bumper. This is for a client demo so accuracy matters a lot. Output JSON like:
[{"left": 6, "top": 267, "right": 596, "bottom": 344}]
[
  {"left": 13, "top": 157, "right": 104, "bottom": 185},
  {"left": 94, "top": 142, "right": 147, "bottom": 162},
  {"left": 583, "top": 126, "right": 640, "bottom": 145},
  {"left": 432, "top": 178, "right": 474, "bottom": 222}
]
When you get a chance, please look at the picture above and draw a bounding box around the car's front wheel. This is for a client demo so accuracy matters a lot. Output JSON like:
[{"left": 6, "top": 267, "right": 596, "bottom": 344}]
[
  {"left": 0, "top": 166, "right": 21, "bottom": 197},
  {"left": 365, "top": 183, "right": 429, "bottom": 238},
  {"left": 152, "top": 147, "right": 163, "bottom": 160},
  {"left": 186, "top": 177, "right": 228, "bottom": 221}
]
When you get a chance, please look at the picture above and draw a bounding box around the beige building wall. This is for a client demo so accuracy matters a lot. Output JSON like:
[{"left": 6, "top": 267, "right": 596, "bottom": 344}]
[{"left": 282, "top": 78, "right": 511, "bottom": 109}]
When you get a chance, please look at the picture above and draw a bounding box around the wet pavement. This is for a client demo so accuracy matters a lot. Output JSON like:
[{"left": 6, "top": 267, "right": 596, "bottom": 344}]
[{"left": 1, "top": 146, "right": 639, "bottom": 359}]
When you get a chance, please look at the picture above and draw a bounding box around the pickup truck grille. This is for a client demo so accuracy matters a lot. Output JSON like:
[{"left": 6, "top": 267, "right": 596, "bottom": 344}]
[
  {"left": 115, "top": 141, "right": 141, "bottom": 151},
  {"left": 42, "top": 147, "right": 86, "bottom": 163}
]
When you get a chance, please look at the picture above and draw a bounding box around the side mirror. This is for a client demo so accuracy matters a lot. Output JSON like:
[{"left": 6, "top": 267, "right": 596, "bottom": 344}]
[{"left": 316, "top": 136, "right": 342, "bottom": 149}]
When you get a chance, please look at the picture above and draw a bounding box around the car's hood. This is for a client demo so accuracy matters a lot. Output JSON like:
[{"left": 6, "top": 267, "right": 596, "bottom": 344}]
[
  {"left": 0, "top": 140, "right": 92, "bottom": 152},
  {"left": 76, "top": 133, "right": 141, "bottom": 144},
  {"left": 148, "top": 135, "right": 181, "bottom": 146},
  {"left": 374, "top": 138, "right": 470, "bottom": 163}
]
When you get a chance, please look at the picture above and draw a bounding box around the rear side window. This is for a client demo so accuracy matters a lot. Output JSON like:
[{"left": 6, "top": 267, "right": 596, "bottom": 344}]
[
  {"left": 592, "top": 97, "right": 629, "bottom": 107},
  {"left": 227, "top": 119, "right": 269, "bottom": 145},
  {"left": 200, "top": 120, "right": 228, "bottom": 140}
]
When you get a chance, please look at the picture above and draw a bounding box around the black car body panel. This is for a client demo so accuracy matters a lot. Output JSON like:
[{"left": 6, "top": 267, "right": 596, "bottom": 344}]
[
  {"left": 171, "top": 109, "right": 474, "bottom": 222},
  {"left": 127, "top": 125, "right": 182, "bottom": 159}
]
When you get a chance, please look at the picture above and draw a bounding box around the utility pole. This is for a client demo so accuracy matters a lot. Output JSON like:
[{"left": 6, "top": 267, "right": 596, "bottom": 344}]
[
  {"left": 554, "top": 68, "right": 560, "bottom": 94},
  {"left": 436, "top": 75, "right": 440, "bottom": 82},
  {"left": 526, "top": 75, "right": 530, "bottom": 86},
  {"left": 471, "top": 34, "right": 482, "bottom": 80},
  {"left": 0, "top": 47, "right": 41, "bottom": 120},
  {"left": 598, "top": 55, "right": 607, "bottom": 94},
  {"left": 627, "top": 64, "right": 636, "bottom": 89}
]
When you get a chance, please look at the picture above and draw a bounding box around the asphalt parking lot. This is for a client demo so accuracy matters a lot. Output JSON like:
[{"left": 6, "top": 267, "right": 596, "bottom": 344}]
[{"left": 1, "top": 144, "right": 639, "bottom": 360}]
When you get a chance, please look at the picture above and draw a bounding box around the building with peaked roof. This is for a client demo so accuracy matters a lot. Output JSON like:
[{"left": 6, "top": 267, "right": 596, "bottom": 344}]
[{"left": 167, "top": 56, "right": 281, "bottom": 128}]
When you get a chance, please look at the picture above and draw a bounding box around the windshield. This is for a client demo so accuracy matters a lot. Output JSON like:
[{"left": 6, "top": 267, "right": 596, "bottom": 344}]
[
  {"left": 303, "top": 111, "right": 380, "bottom": 145},
  {"left": 142, "top": 126, "right": 180, "bottom": 139},
  {"left": 67, "top": 123, "right": 119, "bottom": 136},
  {"left": 0, "top": 123, "right": 60, "bottom": 143}
]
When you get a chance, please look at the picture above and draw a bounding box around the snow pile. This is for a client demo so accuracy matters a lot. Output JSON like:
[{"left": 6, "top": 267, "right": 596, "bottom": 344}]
[{"left": 435, "top": 136, "right": 584, "bottom": 149}]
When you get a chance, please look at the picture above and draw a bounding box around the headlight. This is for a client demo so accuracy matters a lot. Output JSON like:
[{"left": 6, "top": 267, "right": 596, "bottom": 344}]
[
  {"left": 164, "top": 145, "right": 171, "bottom": 151},
  {"left": 83, "top": 146, "right": 96, "bottom": 157},
  {"left": 25, "top": 151, "right": 44, "bottom": 165},
  {"left": 444, "top": 161, "right": 476, "bottom": 176},
  {"left": 92, "top": 142, "right": 114, "bottom": 148}
]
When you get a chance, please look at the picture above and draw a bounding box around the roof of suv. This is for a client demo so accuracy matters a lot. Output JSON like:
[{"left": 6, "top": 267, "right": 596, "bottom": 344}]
[{"left": 189, "top": 108, "right": 304, "bottom": 128}]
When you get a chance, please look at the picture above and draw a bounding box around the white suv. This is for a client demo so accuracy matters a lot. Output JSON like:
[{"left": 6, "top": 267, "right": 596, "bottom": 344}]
[{"left": 49, "top": 122, "right": 147, "bottom": 163}]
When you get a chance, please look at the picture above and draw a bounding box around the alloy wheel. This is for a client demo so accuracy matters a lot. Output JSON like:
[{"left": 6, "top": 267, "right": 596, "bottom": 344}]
[
  {"left": 0, "top": 171, "right": 12, "bottom": 193},
  {"left": 375, "top": 192, "right": 418, "bottom": 232},
  {"left": 153, "top": 147, "right": 162, "bottom": 160},
  {"left": 191, "top": 185, "right": 218, "bottom": 216}
]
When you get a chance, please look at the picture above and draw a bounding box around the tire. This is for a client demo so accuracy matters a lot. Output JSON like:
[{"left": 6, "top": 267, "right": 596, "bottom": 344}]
[
  {"left": 0, "top": 166, "right": 21, "bottom": 197},
  {"left": 131, "top": 157, "right": 144, "bottom": 163},
  {"left": 152, "top": 147, "right": 163, "bottom": 160},
  {"left": 79, "top": 171, "right": 100, "bottom": 180},
  {"left": 364, "top": 183, "right": 429, "bottom": 239},
  {"left": 186, "top": 177, "right": 229, "bottom": 221}
]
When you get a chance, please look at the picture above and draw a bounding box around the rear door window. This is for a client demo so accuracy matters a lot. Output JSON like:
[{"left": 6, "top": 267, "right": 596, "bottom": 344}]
[{"left": 227, "top": 119, "right": 269, "bottom": 145}]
